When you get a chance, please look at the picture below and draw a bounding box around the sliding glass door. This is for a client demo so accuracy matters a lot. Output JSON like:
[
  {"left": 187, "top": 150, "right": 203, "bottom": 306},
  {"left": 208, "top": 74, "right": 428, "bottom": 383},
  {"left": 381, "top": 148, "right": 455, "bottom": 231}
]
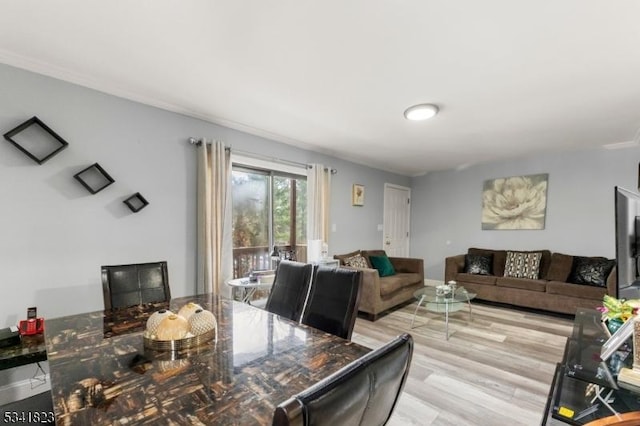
[{"left": 231, "top": 166, "right": 307, "bottom": 278}]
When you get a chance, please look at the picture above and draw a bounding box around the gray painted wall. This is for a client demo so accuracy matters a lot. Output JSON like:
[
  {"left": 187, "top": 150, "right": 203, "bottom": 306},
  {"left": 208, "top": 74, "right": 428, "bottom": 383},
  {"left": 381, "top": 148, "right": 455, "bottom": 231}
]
[
  {"left": 410, "top": 146, "right": 640, "bottom": 281},
  {"left": 5, "top": 59, "right": 634, "bottom": 400},
  {"left": 0, "top": 63, "right": 409, "bottom": 327}
]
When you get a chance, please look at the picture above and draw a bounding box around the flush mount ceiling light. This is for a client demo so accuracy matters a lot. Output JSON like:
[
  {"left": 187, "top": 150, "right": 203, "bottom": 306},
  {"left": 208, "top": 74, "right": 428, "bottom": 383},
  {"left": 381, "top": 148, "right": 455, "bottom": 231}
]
[{"left": 404, "top": 103, "right": 439, "bottom": 121}]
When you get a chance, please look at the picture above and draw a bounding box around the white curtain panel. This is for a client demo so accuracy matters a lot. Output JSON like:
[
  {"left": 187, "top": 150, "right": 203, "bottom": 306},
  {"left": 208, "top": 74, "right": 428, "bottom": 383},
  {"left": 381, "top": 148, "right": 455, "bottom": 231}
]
[
  {"left": 197, "top": 140, "right": 233, "bottom": 297},
  {"left": 307, "top": 164, "right": 331, "bottom": 245},
  {"left": 307, "top": 239, "right": 323, "bottom": 263}
]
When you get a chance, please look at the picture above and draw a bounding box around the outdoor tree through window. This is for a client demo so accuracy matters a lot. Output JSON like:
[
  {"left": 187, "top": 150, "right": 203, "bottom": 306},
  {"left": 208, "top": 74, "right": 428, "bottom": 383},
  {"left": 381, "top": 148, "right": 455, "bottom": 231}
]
[{"left": 231, "top": 166, "right": 306, "bottom": 278}]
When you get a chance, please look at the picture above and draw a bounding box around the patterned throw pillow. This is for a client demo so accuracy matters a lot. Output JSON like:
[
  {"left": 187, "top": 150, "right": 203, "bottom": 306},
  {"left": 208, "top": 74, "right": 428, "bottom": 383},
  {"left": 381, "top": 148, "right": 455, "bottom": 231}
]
[
  {"left": 344, "top": 254, "right": 369, "bottom": 269},
  {"left": 504, "top": 251, "right": 542, "bottom": 279},
  {"left": 569, "top": 256, "right": 616, "bottom": 287},
  {"left": 464, "top": 253, "right": 493, "bottom": 275}
]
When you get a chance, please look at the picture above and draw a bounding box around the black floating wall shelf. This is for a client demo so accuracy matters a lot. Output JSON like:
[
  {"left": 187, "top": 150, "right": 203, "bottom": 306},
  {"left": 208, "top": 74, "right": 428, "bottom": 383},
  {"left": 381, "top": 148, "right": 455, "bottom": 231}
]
[
  {"left": 3, "top": 116, "right": 69, "bottom": 164},
  {"left": 74, "top": 163, "right": 115, "bottom": 194},
  {"left": 123, "top": 192, "right": 149, "bottom": 213}
]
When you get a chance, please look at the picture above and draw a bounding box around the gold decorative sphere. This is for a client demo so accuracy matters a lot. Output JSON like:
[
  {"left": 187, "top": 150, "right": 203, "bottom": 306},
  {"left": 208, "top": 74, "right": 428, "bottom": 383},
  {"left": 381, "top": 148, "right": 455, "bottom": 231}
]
[
  {"left": 177, "top": 302, "right": 203, "bottom": 321},
  {"left": 156, "top": 314, "right": 189, "bottom": 340},
  {"left": 146, "top": 309, "right": 173, "bottom": 335}
]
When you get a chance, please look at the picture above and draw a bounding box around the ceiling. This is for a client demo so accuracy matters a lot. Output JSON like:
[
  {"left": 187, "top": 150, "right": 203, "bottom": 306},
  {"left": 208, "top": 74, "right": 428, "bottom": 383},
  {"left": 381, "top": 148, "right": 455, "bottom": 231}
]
[{"left": 1, "top": 1, "right": 639, "bottom": 176}]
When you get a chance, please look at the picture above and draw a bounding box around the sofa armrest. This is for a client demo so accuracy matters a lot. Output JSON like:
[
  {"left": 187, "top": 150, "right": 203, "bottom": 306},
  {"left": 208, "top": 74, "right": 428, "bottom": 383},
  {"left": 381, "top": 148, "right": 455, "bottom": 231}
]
[
  {"left": 606, "top": 265, "right": 617, "bottom": 296},
  {"left": 342, "top": 266, "right": 381, "bottom": 312},
  {"left": 389, "top": 257, "right": 424, "bottom": 277},
  {"left": 445, "top": 255, "right": 465, "bottom": 283}
]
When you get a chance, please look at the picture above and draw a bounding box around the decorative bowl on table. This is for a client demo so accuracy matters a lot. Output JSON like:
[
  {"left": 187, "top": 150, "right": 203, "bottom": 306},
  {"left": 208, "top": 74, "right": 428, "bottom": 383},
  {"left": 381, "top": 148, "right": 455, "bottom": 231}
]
[
  {"left": 435, "top": 284, "right": 453, "bottom": 297},
  {"left": 143, "top": 302, "right": 217, "bottom": 351}
]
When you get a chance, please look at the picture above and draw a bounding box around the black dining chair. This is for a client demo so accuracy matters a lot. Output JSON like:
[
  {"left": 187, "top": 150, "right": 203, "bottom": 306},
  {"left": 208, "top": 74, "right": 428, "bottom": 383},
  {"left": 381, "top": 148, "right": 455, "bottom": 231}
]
[
  {"left": 272, "top": 333, "right": 413, "bottom": 426},
  {"left": 101, "top": 261, "right": 170, "bottom": 310},
  {"left": 301, "top": 267, "right": 362, "bottom": 340},
  {"left": 265, "top": 260, "right": 314, "bottom": 321}
]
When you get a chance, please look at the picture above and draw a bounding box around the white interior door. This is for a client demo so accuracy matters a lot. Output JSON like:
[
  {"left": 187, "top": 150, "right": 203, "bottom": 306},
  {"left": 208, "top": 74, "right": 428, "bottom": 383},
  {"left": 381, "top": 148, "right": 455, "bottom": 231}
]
[{"left": 383, "top": 184, "right": 411, "bottom": 257}]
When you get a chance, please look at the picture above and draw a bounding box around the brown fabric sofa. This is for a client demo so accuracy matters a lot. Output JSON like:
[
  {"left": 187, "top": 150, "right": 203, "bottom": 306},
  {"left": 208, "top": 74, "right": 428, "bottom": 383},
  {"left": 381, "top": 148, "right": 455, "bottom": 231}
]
[
  {"left": 334, "top": 250, "right": 424, "bottom": 321},
  {"left": 445, "top": 248, "right": 616, "bottom": 315}
]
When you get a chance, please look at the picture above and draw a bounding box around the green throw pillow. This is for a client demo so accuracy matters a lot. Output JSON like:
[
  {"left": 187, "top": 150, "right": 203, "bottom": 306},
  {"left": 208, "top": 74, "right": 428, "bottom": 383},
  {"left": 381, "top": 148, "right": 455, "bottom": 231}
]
[{"left": 369, "top": 255, "right": 396, "bottom": 277}]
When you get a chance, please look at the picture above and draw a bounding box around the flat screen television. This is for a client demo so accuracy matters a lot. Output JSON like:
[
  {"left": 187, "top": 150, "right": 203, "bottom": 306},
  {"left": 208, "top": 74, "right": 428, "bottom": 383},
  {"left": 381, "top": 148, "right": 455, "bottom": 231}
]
[{"left": 615, "top": 186, "right": 640, "bottom": 299}]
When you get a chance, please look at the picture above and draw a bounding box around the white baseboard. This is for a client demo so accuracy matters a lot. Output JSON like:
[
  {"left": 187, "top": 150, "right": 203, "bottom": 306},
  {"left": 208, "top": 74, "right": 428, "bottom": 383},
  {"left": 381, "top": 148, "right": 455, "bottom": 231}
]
[{"left": 0, "top": 374, "right": 50, "bottom": 406}]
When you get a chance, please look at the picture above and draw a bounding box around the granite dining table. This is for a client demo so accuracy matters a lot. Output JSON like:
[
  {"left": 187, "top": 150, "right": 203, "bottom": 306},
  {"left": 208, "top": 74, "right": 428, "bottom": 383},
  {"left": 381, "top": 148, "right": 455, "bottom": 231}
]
[{"left": 44, "top": 294, "right": 370, "bottom": 425}]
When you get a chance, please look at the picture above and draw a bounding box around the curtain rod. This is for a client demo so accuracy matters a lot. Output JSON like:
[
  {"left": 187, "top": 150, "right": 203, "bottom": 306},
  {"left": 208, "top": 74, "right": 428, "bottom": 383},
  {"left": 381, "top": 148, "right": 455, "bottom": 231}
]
[{"left": 188, "top": 137, "right": 337, "bottom": 174}]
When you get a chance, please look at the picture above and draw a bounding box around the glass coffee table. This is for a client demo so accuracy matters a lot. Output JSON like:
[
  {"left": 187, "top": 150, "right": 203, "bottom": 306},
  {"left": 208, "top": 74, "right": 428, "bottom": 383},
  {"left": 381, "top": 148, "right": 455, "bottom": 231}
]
[
  {"left": 410, "top": 286, "right": 476, "bottom": 340},
  {"left": 227, "top": 277, "right": 274, "bottom": 304}
]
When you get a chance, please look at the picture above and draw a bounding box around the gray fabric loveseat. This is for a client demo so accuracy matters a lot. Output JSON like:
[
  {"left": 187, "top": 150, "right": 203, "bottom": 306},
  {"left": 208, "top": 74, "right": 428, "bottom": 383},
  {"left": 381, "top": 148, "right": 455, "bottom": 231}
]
[
  {"left": 334, "top": 250, "right": 424, "bottom": 321},
  {"left": 445, "top": 248, "right": 616, "bottom": 315}
]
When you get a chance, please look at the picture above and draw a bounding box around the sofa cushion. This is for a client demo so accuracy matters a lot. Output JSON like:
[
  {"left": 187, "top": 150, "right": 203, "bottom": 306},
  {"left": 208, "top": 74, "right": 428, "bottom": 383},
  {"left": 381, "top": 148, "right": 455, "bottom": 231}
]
[
  {"left": 504, "top": 251, "right": 543, "bottom": 279},
  {"left": 334, "top": 250, "right": 367, "bottom": 267},
  {"left": 568, "top": 256, "right": 616, "bottom": 287},
  {"left": 369, "top": 255, "right": 396, "bottom": 277},
  {"left": 344, "top": 254, "right": 369, "bottom": 269},
  {"left": 536, "top": 250, "right": 553, "bottom": 278},
  {"left": 469, "top": 248, "right": 507, "bottom": 277},
  {"left": 456, "top": 273, "right": 497, "bottom": 286},
  {"left": 545, "top": 252, "right": 574, "bottom": 282},
  {"left": 496, "top": 277, "right": 547, "bottom": 292},
  {"left": 379, "top": 273, "right": 421, "bottom": 297},
  {"left": 547, "top": 280, "right": 607, "bottom": 300},
  {"left": 465, "top": 253, "right": 493, "bottom": 275}
]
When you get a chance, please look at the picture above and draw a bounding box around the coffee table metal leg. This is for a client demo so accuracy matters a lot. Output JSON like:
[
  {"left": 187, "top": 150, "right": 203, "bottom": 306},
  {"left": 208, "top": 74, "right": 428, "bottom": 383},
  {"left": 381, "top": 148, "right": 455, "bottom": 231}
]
[
  {"left": 410, "top": 295, "right": 426, "bottom": 328},
  {"left": 244, "top": 288, "right": 257, "bottom": 304},
  {"left": 445, "top": 302, "right": 450, "bottom": 340}
]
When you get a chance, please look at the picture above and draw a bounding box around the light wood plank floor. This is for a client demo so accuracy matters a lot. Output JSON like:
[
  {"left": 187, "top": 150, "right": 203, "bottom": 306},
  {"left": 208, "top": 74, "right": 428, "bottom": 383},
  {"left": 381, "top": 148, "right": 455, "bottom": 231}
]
[{"left": 351, "top": 301, "right": 574, "bottom": 426}]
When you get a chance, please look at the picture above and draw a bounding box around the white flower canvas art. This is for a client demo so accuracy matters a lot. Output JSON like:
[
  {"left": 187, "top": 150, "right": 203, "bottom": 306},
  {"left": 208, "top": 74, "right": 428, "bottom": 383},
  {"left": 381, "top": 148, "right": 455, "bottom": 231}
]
[{"left": 481, "top": 173, "right": 549, "bottom": 230}]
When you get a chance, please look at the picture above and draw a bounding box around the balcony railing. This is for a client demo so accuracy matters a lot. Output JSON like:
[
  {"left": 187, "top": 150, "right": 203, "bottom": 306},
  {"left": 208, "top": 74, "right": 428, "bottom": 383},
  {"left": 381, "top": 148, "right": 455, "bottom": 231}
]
[{"left": 233, "top": 245, "right": 307, "bottom": 278}]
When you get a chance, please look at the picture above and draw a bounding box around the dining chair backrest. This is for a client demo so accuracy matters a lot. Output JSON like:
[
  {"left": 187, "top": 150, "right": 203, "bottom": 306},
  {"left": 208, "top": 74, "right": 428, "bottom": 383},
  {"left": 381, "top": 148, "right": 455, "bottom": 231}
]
[
  {"left": 301, "top": 267, "right": 362, "bottom": 340},
  {"left": 101, "top": 261, "right": 170, "bottom": 310},
  {"left": 265, "top": 260, "right": 314, "bottom": 321},
  {"left": 272, "top": 333, "right": 414, "bottom": 426}
]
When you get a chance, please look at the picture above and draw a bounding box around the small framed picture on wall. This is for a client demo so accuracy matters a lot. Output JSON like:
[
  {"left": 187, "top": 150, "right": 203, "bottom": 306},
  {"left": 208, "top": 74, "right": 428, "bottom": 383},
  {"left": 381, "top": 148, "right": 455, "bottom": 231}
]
[{"left": 352, "top": 184, "right": 364, "bottom": 206}]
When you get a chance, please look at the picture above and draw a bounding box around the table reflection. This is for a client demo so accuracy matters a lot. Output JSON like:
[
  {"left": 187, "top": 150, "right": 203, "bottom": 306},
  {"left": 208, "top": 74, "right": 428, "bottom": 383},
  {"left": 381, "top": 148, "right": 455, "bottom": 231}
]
[
  {"left": 45, "top": 294, "right": 369, "bottom": 425},
  {"left": 232, "top": 307, "right": 307, "bottom": 368}
]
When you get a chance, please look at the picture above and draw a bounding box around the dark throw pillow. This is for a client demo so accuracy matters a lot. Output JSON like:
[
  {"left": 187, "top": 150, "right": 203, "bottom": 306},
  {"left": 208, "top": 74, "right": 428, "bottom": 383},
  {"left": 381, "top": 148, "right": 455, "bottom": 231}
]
[
  {"left": 369, "top": 255, "right": 396, "bottom": 277},
  {"left": 569, "top": 256, "right": 615, "bottom": 287},
  {"left": 464, "top": 253, "right": 493, "bottom": 275}
]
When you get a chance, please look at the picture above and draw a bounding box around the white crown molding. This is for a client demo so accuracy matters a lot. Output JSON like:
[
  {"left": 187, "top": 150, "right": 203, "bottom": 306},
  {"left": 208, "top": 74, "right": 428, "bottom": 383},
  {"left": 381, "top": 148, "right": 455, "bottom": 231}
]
[
  {"left": 602, "top": 140, "right": 639, "bottom": 150},
  {"left": 0, "top": 48, "right": 192, "bottom": 116},
  {"left": 0, "top": 49, "right": 324, "bottom": 152}
]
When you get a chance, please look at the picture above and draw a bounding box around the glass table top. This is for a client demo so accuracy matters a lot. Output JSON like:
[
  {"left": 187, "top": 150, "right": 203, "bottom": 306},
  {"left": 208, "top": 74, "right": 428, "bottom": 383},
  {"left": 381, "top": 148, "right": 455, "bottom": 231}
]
[
  {"left": 550, "top": 308, "right": 640, "bottom": 425},
  {"left": 44, "top": 295, "right": 370, "bottom": 425},
  {"left": 411, "top": 285, "right": 477, "bottom": 338}
]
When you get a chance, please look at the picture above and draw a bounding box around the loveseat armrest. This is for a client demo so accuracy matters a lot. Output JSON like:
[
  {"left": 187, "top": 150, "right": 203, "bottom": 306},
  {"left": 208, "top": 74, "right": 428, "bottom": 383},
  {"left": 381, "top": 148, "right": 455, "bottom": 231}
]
[
  {"left": 445, "top": 255, "right": 465, "bottom": 283},
  {"left": 342, "top": 266, "right": 381, "bottom": 312},
  {"left": 389, "top": 257, "right": 424, "bottom": 277}
]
